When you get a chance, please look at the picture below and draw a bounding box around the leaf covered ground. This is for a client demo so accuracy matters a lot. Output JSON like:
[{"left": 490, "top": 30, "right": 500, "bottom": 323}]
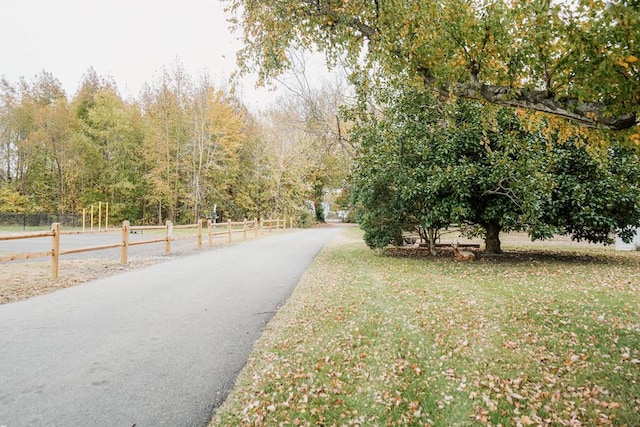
[{"left": 211, "top": 229, "right": 640, "bottom": 426}]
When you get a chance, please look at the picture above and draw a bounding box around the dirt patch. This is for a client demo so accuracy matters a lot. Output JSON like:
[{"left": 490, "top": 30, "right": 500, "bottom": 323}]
[
  {"left": 0, "top": 257, "right": 167, "bottom": 305},
  {"left": 0, "top": 227, "right": 250, "bottom": 305}
]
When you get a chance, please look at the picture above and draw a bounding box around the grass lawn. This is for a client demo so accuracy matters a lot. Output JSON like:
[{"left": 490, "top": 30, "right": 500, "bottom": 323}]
[{"left": 212, "top": 228, "right": 640, "bottom": 426}]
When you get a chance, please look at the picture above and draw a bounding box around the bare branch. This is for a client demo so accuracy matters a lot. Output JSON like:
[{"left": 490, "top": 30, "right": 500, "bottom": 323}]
[{"left": 483, "top": 179, "right": 523, "bottom": 210}]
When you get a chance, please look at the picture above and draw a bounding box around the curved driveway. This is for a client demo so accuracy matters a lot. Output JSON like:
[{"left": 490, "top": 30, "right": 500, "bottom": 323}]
[{"left": 0, "top": 227, "right": 340, "bottom": 427}]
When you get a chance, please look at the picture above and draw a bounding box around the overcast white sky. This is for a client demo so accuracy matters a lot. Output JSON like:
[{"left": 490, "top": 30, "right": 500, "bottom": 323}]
[{"left": 0, "top": 0, "right": 285, "bottom": 108}]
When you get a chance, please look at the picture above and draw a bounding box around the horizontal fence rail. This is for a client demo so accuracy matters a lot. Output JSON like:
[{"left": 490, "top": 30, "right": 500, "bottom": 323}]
[{"left": 1, "top": 217, "right": 288, "bottom": 279}]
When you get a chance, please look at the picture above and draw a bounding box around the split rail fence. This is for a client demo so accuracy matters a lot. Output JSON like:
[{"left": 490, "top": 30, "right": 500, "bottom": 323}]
[{"left": 0, "top": 218, "right": 288, "bottom": 279}]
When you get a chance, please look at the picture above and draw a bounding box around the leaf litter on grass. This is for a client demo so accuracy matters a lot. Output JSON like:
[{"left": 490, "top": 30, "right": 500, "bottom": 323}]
[{"left": 211, "top": 230, "right": 640, "bottom": 426}]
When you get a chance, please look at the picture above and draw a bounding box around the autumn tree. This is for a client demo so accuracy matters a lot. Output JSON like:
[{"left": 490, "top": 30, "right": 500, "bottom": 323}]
[
  {"left": 224, "top": 0, "right": 639, "bottom": 134},
  {"left": 0, "top": 73, "right": 84, "bottom": 213},
  {"left": 269, "top": 52, "right": 354, "bottom": 221},
  {"left": 0, "top": 78, "right": 23, "bottom": 186},
  {"left": 231, "top": 114, "right": 273, "bottom": 219},
  {"left": 185, "top": 77, "right": 245, "bottom": 222},
  {"left": 260, "top": 106, "right": 317, "bottom": 218},
  {"left": 76, "top": 77, "right": 145, "bottom": 221},
  {"left": 140, "top": 64, "right": 191, "bottom": 223},
  {"left": 0, "top": 80, "right": 31, "bottom": 214},
  {"left": 1, "top": 76, "right": 55, "bottom": 211}
]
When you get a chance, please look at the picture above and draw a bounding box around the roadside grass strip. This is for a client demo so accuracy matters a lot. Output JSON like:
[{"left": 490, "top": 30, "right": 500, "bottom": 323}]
[{"left": 212, "top": 228, "right": 640, "bottom": 426}]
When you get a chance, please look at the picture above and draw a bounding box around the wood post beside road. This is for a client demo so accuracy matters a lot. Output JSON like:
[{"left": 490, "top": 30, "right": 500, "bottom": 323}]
[
  {"left": 51, "top": 222, "right": 60, "bottom": 280},
  {"left": 165, "top": 220, "right": 173, "bottom": 255},
  {"left": 121, "top": 220, "right": 130, "bottom": 264}
]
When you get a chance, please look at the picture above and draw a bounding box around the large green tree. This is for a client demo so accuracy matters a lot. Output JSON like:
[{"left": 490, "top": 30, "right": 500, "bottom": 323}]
[
  {"left": 224, "top": 0, "right": 639, "bottom": 132},
  {"left": 351, "top": 86, "right": 640, "bottom": 254}
]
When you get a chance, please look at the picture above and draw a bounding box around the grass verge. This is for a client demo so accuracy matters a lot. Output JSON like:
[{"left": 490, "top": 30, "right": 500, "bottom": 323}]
[{"left": 211, "top": 228, "right": 640, "bottom": 426}]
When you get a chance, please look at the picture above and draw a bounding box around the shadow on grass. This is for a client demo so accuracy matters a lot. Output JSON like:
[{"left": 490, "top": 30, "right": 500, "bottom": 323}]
[{"left": 382, "top": 246, "right": 637, "bottom": 266}]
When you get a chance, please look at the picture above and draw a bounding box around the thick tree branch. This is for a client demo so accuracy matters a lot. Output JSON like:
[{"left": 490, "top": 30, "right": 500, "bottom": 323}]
[
  {"left": 447, "top": 82, "right": 637, "bottom": 130},
  {"left": 307, "top": 1, "right": 376, "bottom": 40},
  {"left": 413, "top": 64, "right": 636, "bottom": 130}
]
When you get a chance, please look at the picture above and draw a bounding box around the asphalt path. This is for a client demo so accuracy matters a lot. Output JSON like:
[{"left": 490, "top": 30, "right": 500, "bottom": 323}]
[{"left": 0, "top": 227, "right": 341, "bottom": 427}]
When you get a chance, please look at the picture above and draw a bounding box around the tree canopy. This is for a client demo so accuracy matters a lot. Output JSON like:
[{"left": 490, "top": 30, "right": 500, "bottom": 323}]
[
  {"left": 225, "top": 0, "right": 639, "bottom": 133},
  {"left": 350, "top": 85, "right": 640, "bottom": 254}
]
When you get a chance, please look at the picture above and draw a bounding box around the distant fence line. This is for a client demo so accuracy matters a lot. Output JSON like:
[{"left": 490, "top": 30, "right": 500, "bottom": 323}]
[
  {"left": 1, "top": 217, "right": 289, "bottom": 279},
  {"left": 0, "top": 213, "right": 83, "bottom": 229}
]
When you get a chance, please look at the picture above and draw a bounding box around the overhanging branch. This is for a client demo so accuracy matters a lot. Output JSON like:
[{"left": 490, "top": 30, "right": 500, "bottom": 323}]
[{"left": 449, "top": 82, "right": 637, "bottom": 131}]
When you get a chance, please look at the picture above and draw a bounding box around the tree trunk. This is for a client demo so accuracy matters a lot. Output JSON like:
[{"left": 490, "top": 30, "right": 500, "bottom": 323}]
[
  {"left": 427, "top": 227, "right": 437, "bottom": 256},
  {"left": 484, "top": 222, "right": 502, "bottom": 255}
]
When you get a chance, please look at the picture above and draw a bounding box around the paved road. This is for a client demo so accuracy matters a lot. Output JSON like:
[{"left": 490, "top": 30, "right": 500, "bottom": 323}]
[{"left": 0, "top": 227, "right": 340, "bottom": 427}]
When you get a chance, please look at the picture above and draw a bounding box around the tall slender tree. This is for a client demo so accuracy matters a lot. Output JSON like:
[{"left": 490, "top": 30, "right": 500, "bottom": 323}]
[
  {"left": 140, "top": 64, "right": 191, "bottom": 223},
  {"left": 186, "top": 77, "right": 245, "bottom": 221}
]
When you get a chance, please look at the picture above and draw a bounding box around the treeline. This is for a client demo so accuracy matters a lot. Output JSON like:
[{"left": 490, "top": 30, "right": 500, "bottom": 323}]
[{"left": 0, "top": 66, "right": 349, "bottom": 225}]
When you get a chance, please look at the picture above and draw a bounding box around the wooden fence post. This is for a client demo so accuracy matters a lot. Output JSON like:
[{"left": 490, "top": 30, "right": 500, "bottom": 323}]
[
  {"left": 227, "top": 219, "right": 232, "bottom": 243},
  {"left": 98, "top": 202, "right": 102, "bottom": 232},
  {"left": 82, "top": 209, "right": 86, "bottom": 232},
  {"left": 121, "top": 220, "right": 130, "bottom": 264},
  {"left": 290, "top": 217, "right": 293, "bottom": 229},
  {"left": 105, "top": 202, "right": 109, "bottom": 230},
  {"left": 260, "top": 218, "right": 264, "bottom": 236},
  {"left": 243, "top": 218, "right": 247, "bottom": 240},
  {"left": 208, "top": 219, "right": 213, "bottom": 246},
  {"left": 165, "top": 220, "right": 173, "bottom": 255},
  {"left": 269, "top": 218, "right": 273, "bottom": 233},
  {"left": 197, "top": 218, "right": 203, "bottom": 249},
  {"left": 51, "top": 222, "right": 60, "bottom": 279}
]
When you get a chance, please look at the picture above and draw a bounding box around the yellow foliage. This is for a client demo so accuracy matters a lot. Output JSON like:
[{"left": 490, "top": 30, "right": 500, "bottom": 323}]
[
  {"left": 453, "top": 57, "right": 467, "bottom": 67},
  {"left": 616, "top": 60, "right": 629, "bottom": 68},
  {"left": 0, "top": 186, "right": 30, "bottom": 213}
]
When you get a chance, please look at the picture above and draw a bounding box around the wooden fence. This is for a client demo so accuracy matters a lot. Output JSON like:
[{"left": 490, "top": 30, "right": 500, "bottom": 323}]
[{"left": 0, "top": 217, "right": 287, "bottom": 279}]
